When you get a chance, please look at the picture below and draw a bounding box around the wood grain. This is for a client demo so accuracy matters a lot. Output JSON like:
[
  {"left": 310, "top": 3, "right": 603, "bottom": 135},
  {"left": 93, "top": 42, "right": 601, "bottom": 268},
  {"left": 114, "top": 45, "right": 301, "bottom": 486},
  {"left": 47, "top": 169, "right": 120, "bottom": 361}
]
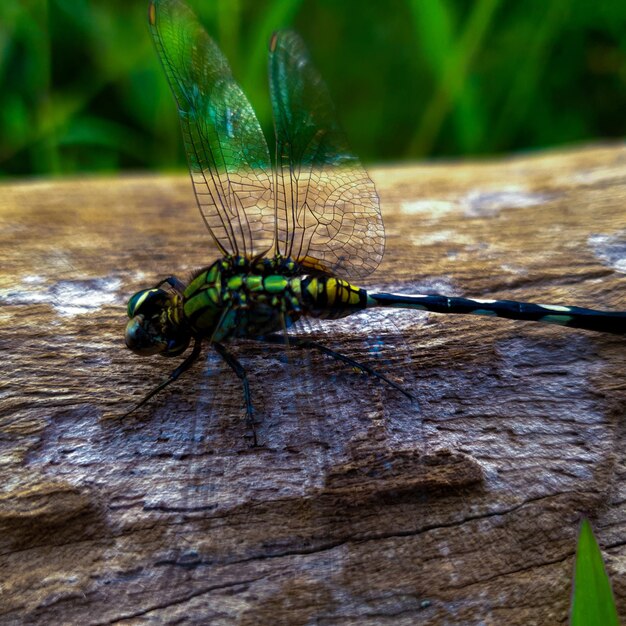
[{"left": 1, "top": 144, "right": 626, "bottom": 624}]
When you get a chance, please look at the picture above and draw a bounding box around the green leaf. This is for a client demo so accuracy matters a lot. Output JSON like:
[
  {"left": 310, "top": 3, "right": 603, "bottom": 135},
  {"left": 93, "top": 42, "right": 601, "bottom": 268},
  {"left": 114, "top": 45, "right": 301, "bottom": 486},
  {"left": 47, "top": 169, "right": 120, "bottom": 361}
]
[{"left": 571, "top": 518, "right": 619, "bottom": 626}]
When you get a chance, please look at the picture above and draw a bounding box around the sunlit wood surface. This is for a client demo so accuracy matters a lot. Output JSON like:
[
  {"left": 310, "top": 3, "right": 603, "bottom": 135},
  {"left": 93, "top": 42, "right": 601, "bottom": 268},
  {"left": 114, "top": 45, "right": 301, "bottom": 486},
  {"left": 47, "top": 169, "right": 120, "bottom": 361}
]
[{"left": 1, "top": 144, "right": 625, "bottom": 624}]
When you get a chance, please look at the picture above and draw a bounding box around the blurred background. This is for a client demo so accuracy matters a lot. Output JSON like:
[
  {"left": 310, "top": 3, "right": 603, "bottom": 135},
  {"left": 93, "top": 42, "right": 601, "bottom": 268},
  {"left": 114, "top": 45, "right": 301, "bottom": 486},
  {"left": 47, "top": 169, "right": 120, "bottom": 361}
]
[{"left": 2, "top": 0, "right": 626, "bottom": 178}]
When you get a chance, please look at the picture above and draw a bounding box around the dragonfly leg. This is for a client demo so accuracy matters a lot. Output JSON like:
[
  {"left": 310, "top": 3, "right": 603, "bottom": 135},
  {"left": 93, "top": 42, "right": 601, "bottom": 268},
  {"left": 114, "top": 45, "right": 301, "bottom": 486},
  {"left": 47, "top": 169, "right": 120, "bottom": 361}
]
[
  {"left": 154, "top": 275, "right": 186, "bottom": 293},
  {"left": 257, "top": 334, "right": 415, "bottom": 401},
  {"left": 122, "top": 338, "right": 202, "bottom": 418},
  {"left": 213, "top": 342, "right": 258, "bottom": 446}
]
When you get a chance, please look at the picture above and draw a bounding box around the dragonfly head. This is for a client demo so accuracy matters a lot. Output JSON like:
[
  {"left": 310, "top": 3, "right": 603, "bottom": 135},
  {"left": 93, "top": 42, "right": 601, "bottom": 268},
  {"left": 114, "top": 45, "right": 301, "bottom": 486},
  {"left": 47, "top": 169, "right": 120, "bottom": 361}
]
[{"left": 125, "top": 288, "right": 190, "bottom": 357}]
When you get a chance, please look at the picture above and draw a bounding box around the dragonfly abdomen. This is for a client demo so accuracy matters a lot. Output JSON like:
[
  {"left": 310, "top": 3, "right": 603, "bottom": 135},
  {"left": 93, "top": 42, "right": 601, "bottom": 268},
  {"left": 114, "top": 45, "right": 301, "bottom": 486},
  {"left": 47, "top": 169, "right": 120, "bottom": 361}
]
[
  {"left": 370, "top": 292, "right": 626, "bottom": 335},
  {"left": 298, "top": 275, "right": 369, "bottom": 319}
]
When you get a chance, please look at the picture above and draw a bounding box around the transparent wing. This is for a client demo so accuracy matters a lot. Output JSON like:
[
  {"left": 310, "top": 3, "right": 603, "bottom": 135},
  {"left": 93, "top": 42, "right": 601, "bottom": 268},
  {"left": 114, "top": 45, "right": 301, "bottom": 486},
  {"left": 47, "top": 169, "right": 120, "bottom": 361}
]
[
  {"left": 149, "top": 0, "right": 275, "bottom": 257},
  {"left": 269, "top": 31, "right": 385, "bottom": 279}
]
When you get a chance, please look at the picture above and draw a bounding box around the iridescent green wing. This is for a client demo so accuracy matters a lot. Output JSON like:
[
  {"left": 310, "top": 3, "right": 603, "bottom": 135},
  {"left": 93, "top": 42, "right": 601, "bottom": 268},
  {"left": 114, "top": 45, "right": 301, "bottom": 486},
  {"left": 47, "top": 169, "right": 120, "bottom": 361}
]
[
  {"left": 268, "top": 31, "right": 384, "bottom": 279},
  {"left": 149, "top": 0, "right": 274, "bottom": 258}
]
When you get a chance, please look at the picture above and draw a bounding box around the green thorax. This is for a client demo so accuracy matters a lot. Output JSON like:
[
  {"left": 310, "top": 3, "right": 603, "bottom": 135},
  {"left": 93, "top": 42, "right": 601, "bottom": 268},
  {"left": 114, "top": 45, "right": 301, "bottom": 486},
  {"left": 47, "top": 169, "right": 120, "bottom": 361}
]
[{"left": 182, "top": 256, "right": 370, "bottom": 341}]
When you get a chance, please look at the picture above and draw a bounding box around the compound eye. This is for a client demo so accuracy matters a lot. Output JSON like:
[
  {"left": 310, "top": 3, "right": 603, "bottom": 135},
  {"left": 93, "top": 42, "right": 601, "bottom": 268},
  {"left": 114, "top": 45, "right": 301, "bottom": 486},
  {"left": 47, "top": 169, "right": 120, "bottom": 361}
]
[
  {"left": 127, "top": 288, "right": 168, "bottom": 318},
  {"left": 125, "top": 315, "right": 167, "bottom": 355}
]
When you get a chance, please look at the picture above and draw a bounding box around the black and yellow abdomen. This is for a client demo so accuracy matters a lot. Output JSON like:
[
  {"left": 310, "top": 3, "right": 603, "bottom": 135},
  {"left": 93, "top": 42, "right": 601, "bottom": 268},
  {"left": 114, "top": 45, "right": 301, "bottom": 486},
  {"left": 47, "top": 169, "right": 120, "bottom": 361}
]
[{"left": 297, "top": 274, "right": 370, "bottom": 320}]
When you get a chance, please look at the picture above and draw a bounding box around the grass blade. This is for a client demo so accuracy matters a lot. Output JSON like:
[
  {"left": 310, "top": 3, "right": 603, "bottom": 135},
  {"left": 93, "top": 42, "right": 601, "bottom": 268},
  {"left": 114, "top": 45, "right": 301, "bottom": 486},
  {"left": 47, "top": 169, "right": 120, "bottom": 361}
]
[{"left": 570, "top": 518, "right": 619, "bottom": 626}]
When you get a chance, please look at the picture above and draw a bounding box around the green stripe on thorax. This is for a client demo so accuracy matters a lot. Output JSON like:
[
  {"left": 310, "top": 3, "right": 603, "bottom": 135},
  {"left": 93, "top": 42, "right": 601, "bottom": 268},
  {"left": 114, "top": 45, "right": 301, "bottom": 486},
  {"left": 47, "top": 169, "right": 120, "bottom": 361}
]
[{"left": 264, "top": 275, "right": 288, "bottom": 293}]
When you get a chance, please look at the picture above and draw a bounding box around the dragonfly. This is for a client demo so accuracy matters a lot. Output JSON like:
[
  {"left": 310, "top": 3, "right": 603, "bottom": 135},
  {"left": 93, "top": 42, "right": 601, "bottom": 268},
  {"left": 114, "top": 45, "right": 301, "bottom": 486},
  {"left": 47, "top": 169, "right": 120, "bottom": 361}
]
[{"left": 125, "top": 0, "right": 626, "bottom": 444}]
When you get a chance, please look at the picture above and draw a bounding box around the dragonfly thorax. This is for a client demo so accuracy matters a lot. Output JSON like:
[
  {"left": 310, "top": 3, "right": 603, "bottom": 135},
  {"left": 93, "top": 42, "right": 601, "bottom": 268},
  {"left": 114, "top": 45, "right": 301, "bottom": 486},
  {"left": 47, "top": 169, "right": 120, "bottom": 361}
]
[{"left": 183, "top": 256, "right": 305, "bottom": 340}]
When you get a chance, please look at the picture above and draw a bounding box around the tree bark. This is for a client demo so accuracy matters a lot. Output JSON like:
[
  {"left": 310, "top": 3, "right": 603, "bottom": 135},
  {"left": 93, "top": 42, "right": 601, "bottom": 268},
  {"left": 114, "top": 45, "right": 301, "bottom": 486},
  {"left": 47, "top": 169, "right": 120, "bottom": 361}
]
[{"left": 1, "top": 144, "right": 625, "bottom": 625}]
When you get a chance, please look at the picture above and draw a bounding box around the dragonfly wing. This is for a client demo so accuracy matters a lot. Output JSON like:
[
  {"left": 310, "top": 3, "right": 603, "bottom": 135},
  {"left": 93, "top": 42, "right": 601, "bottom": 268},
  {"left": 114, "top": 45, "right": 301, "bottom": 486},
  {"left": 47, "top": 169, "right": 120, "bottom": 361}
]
[
  {"left": 149, "top": 0, "right": 274, "bottom": 258},
  {"left": 268, "top": 30, "right": 384, "bottom": 280}
]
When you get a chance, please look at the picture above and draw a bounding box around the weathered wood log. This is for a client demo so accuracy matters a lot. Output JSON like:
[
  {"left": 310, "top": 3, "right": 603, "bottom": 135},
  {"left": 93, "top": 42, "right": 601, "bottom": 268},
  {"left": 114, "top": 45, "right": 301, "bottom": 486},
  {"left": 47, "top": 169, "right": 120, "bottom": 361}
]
[{"left": 1, "top": 144, "right": 625, "bottom": 624}]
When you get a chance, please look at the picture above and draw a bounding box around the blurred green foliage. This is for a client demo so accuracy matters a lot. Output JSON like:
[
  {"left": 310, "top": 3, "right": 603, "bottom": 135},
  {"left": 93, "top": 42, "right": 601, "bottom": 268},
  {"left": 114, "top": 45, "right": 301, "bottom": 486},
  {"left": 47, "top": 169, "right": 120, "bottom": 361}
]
[{"left": 2, "top": 0, "right": 626, "bottom": 177}]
